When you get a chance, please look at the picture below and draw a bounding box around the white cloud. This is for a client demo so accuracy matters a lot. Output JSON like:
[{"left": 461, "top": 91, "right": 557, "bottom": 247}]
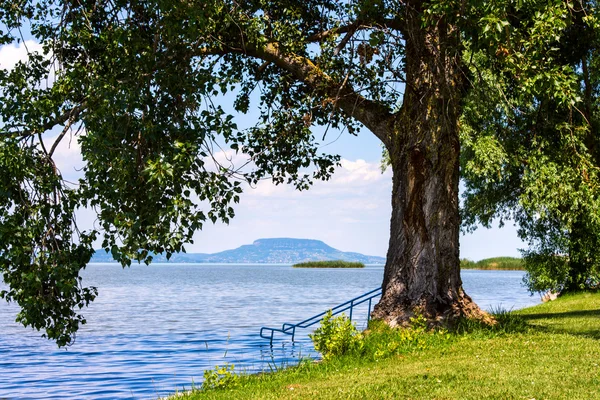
[
  {"left": 250, "top": 180, "right": 287, "bottom": 197},
  {"left": 0, "top": 41, "right": 45, "bottom": 71},
  {"left": 333, "top": 159, "right": 385, "bottom": 185},
  {"left": 244, "top": 158, "right": 391, "bottom": 199}
]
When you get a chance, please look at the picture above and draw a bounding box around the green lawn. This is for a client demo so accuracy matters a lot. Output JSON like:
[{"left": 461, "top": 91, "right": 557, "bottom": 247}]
[
  {"left": 171, "top": 292, "right": 600, "bottom": 400},
  {"left": 517, "top": 292, "right": 600, "bottom": 339}
]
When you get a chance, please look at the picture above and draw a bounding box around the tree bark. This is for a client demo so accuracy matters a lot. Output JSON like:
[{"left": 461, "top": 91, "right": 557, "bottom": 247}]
[{"left": 372, "top": 2, "right": 489, "bottom": 326}]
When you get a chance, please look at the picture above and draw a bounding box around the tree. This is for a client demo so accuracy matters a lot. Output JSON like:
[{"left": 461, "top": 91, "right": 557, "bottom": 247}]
[
  {"left": 1, "top": 0, "right": 584, "bottom": 346},
  {"left": 461, "top": 0, "right": 600, "bottom": 294}
]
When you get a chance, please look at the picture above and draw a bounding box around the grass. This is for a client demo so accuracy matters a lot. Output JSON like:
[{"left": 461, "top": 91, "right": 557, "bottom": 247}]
[
  {"left": 460, "top": 257, "right": 524, "bottom": 270},
  {"left": 292, "top": 260, "right": 365, "bottom": 268},
  {"left": 516, "top": 291, "right": 600, "bottom": 339},
  {"left": 171, "top": 292, "right": 600, "bottom": 399}
]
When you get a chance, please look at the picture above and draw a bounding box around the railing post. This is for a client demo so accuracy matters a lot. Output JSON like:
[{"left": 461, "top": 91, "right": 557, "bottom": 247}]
[
  {"left": 367, "top": 298, "right": 372, "bottom": 322},
  {"left": 349, "top": 300, "right": 353, "bottom": 321}
]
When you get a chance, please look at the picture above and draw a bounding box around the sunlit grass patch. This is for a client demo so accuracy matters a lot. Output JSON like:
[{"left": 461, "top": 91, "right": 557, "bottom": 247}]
[
  {"left": 174, "top": 292, "right": 600, "bottom": 400},
  {"left": 516, "top": 291, "right": 600, "bottom": 339}
]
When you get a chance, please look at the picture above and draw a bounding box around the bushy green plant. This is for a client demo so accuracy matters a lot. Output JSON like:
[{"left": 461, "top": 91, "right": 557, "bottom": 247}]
[
  {"left": 363, "top": 314, "right": 451, "bottom": 360},
  {"left": 309, "top": 311, "right": 363, "bottom": 360},
  {"left": 408, "top": 313, "right": 429, "bottom": 333},
  {"left": 202, "top": 363, "right": 239, "bottom": 391}
]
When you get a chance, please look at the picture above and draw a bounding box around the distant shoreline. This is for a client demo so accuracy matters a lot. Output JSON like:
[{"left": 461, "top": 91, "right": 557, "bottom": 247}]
[{"left": 85, "top": 260, "right": 523, "bottom": 270}]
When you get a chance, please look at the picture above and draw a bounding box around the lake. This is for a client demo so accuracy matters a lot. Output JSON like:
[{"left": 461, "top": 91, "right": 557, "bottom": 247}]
[{"left": 0, "top": 264, "right": 540, "bottom": 399}]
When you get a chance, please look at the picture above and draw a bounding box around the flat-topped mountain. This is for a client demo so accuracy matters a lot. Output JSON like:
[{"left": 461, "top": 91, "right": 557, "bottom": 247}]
[{"left": 91, "top": 238, "right": 385, "bottom": 264}]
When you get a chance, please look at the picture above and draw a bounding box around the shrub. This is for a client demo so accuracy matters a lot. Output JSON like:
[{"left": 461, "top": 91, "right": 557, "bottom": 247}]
[
  {"left": 202, "top": 363, "right": 239, "bottom": 390},
  {"left": 309, "top": 311, "right": 363, "bottom": 360}
]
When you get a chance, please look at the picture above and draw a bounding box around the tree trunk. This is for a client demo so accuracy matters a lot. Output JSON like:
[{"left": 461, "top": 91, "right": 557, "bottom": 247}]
[{"left": 372, "top": 2, "right": 490, "bottom": 326}]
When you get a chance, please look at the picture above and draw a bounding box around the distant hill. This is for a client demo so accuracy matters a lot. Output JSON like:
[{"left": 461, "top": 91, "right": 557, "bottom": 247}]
[{"left": 90, "top": 238, "right": 386, "bottom": 264}]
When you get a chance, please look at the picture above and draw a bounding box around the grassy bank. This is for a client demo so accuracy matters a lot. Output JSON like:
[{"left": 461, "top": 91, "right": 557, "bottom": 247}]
[
  {"left": 171, "top": 292, "right": 600, "bottom": 399},
  {"left": 461, "top": 256, "right": 524, "bottom": 270},
  {"left": 292, "top": 260, "right": 365, "bottom": 268}
]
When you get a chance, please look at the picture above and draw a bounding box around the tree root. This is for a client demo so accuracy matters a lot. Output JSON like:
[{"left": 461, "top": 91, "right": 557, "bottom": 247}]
[{"left": 371, "top": 288, "right": 496, "bottom": 329}]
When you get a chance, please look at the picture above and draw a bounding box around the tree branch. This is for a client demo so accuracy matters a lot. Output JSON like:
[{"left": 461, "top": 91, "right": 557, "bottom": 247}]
[
  {"left": 48, "top": 104, "right": 84, "bottom": 158},
  {"left": 334, "top": 25, "right": 358, "bottom": 56},
  {"left": 306, "top": 18, "right": 406, "bottom": 43},
  {"left": 307, "top": 21, "right": 361, "bottom": 42},
  {"left": 195, "top": 44, "right": 394, "bottom": 147},
  {"left": 257, "top": 44, "right": 395, "bottom": 147}
]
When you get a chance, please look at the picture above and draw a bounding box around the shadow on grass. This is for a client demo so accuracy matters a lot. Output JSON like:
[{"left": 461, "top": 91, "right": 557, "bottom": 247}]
[
  {"left": 521, "top": 309, "right": 600, "bottom": 340},
  {"left": 521, "top": 309, "right": 600, "bottom": 320}
]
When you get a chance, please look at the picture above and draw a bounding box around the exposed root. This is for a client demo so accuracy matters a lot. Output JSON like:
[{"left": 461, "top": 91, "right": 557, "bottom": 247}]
[{"left": 371, "top": 288, "right": 496, "bottom": 329}]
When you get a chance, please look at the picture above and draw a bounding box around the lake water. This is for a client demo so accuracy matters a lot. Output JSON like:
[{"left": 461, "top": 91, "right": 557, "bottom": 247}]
[{"left": 0, "top": 264, "right": 540, "bottom": 399}]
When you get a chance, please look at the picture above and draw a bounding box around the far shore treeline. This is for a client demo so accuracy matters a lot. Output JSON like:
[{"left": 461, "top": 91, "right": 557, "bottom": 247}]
[
  {"left": 293, "top": 260, "right": 365, "bottom": 268},
  {"left": 293, "top": 258, "right": 524, "bottom": 270},
  {"left": 460, "top": 257, "right": 524, "bottom": 270}
]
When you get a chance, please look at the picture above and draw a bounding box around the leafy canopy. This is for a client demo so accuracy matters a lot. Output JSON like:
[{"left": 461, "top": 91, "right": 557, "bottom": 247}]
[
  {"left": 461, "top": 1, "right": 600, "bottom": 293},
  {"left": 0, "top": 0, "right": 407, "bottom": 345}
]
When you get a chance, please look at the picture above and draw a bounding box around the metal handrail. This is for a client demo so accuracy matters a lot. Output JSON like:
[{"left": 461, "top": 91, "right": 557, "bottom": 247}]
[{"left": 259, "top": 287, "right": 382, "bottom": 344}]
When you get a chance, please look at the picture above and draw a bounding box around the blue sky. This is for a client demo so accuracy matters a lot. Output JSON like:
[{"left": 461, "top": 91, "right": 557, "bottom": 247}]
[{"left": 0, "top": 41, "right": 526, "bottom": 261}]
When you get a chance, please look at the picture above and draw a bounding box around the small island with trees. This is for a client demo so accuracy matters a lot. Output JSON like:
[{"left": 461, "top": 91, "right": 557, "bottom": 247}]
[
  {"left": 460, "top": 257, "right": 524, "bottom": 270},
  {"left": 292, "top": 260, "right": 365, "bottom": 268}
]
